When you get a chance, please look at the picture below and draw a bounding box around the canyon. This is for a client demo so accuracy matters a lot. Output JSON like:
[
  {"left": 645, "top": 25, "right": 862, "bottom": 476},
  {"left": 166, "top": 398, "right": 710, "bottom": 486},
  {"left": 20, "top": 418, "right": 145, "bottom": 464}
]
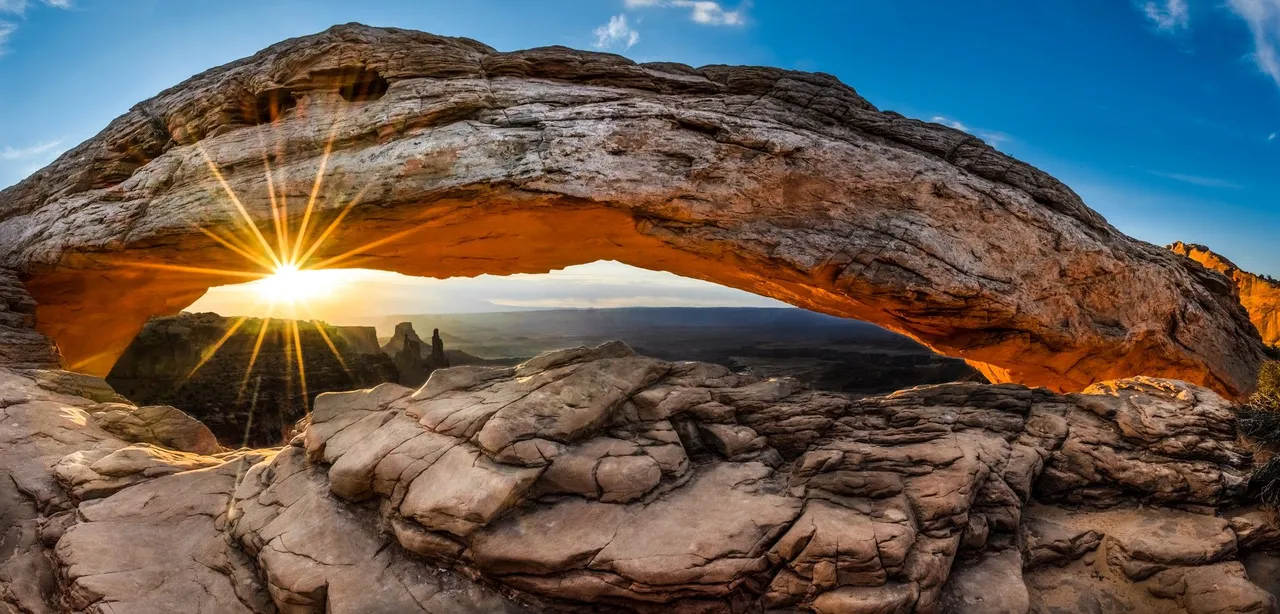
[{"left": 1, "top": 23, "right": 1279, "bottom": 614}]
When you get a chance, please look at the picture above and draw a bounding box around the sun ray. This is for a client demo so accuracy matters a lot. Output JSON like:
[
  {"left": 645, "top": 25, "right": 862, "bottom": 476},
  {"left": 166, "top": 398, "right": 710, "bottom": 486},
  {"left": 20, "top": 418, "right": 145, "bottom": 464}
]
[
  {"left": 261, "top": 152, "right": 290, "bottom": 262},
  {"left": 296, "top": 300, "right": 352, "bottom": 380},
  {"left": 241, "top": 374, "right": 262, "bottom": 449},
  {"left": 69, "top": 350, "right": 118, "bottom": 373},
  {"left": 289, "top": 319, "right": 310, "bottom": 414},
  {"left": 195, "top": 226, "right": 277, "bottom": 272},
  {"left": 117, "top": 261, "right": 271, "bottom": 280},
  {"left": 289, "top": 116, "right": 346, "bottom": 265},
  {"left": 308, "top": 224, "right": 431, "bottom": 271},
  {"left": 309, "top": 319, "right": 352, "bottom": 378},
  {"left": 196, "top": 143, "right": 284, "bottom": 268},
  {"left": 185, "top": 316, "right": 250, "bottom": 382},
  {"left": 294, "top": 184, "right": 372, "bottom": 269},
  {"left": 238, "top": 312, "right": 275, "bottom": 400}
]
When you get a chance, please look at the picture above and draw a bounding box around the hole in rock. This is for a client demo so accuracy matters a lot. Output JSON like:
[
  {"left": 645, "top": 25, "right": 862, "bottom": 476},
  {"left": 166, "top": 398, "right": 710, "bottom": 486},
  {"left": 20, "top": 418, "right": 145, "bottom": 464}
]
[
  {"left": 334, "top": 68, "right": 390, "bottom": 102},
  {"left": 246, "top": 89, "right": 297, "bottom": 125},
  {"left": 103, "top": 262, "right": 985, "bottom": 448}
]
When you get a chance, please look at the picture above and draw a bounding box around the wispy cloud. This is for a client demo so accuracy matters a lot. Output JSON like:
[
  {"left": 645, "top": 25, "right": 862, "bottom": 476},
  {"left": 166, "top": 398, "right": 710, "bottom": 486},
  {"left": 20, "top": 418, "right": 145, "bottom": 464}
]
[
  {"left": 1228, "top": 0, "right": 1280, "bottom": 89},
  {"left": 1149, "top": 170, "right": 1243, "bottom": 189},
  {"left": 0, "top": 0, "right": 71, "bottom": 15},
  {"left": 1270, "top": 132, "right": 1277, "bottom": 141},
  {"left": 0, "top": 21, "right": 14, "bottom": 54},
  {"left": 1, "top": 139, "right": 62, "bottom": 160},
  {"left": 624, "top": 0, "right": 748, "bottom": 26},
  {"left": 593, "top": 14, "right": 640, "bottom": 50},
  {"left": 930, "top": 115, "right": 1013, "bottom": 146},
  {"left": 1142, "top": 0, "right": 1190, "bottom": 30},
  {"left": 0, "top": 0, "right": 71, "bottom": 55}
]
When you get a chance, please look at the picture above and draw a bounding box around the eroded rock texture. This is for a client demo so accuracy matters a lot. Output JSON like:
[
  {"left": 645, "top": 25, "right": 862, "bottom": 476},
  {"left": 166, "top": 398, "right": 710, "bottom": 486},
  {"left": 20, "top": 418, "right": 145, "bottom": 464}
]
[
  {"left": 0, "top": 24, "right": 1265, "bottom": 397},
  {"left": 1171, "top": 242, "right": 1280, "bottom": 347},
  {"left": 6, "top": 341, "right": 1278, "bottom": 614}
]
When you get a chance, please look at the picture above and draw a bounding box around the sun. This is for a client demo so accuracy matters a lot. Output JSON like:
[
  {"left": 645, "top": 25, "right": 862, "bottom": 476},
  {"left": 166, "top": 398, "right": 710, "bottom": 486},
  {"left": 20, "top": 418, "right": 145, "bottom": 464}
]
[
  {"left": 121, "top": 119, "right": 432, "bottom": 431},
  {"left": 254, "top": 264, "right": 333, "bottom": 305}
]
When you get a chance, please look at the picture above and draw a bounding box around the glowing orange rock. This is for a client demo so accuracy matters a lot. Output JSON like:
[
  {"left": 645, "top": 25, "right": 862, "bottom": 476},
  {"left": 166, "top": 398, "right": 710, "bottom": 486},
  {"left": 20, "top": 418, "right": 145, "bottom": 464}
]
[
  {"left": 1171, "top": 241, "right": 1280, "bottom": 347},
  {"left": 0, "top": 25, "right": 1266, "bottom": 398}
]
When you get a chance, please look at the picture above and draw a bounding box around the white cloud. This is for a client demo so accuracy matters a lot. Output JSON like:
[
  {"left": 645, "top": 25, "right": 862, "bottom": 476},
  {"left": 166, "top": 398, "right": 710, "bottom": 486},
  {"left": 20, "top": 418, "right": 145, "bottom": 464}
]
[
  {"left": 624, "top": 0, "right": 747, "bottom": 26},
  {"left": 1142, "top": 0, "right": 1190, "bottom": 30},
  {"left": 1149, "top": 170, "right": 1243, "bottom": 189},
  {"left": 1270, "top": 132, "right": 1277, "bottom": 141},
  {"left": 1228, "top": 0, "right": 1280, "bottom": 89},
  {"left": 0, "top": 0, "right": 71, "bottom": 56},
  {"left": 1, "top": 139, "right": 62, "bottom": 160},
  {"left": 0, "top": 20, "right": 13, "bottom": 53},
  {"left": 931, "top": 116, "right": 969, "bottom": 132},
  {"left": 674, "top": 1, "right": 745, "bottom": 25},
  {"left": 930, "top": 116, "right": 1012, "bottom": 146},
  {"left": 593, "top": 14, "right": 640, "bottom": 50},
  {"left": 0, "top": 0, "right": 71, "bottom": 15}
]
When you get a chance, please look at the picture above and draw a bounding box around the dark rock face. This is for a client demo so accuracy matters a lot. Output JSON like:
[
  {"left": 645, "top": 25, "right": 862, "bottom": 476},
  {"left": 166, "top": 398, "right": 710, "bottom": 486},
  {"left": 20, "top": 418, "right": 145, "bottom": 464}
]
[
  {"left": 105, "top": 312, "right": 398, "bottom": 447},
  {"left": 0, "top": 268, "right": 60, "bottom": 370}
]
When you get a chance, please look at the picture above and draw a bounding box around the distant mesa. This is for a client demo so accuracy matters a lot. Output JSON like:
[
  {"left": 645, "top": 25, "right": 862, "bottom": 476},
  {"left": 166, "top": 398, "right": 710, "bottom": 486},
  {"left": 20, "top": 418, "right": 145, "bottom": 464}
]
[
  {"left": 1170, "top": 242, "right": 1280, "bottom": 347},
  {"left": 381, "top": 322, "right": 450, "bottom": 388}
]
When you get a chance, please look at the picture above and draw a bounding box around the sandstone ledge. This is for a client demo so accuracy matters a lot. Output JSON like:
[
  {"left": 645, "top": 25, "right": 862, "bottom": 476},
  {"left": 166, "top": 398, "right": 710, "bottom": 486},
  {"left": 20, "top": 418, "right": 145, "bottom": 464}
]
[{"left": 2, "top": 342, "right": 1276, "bottom": 613}]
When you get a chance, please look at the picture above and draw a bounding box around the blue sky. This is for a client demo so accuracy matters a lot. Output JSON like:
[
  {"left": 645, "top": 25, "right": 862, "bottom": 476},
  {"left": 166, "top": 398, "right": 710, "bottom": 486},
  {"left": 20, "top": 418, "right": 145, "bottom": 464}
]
[{"left": 3, "top": 0, "right": 1280, "bottom": 287}]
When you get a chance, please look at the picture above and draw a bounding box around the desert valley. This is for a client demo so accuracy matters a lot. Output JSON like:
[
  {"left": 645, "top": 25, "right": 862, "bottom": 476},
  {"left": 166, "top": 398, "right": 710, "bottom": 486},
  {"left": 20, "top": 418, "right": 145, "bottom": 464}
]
[{"left": 3, "top": 12, "right": 1280, "bottom": 614}]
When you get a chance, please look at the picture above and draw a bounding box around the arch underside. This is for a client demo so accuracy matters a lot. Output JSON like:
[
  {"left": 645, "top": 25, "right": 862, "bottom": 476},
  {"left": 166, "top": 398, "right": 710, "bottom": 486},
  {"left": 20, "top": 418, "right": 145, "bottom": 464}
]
[{"left": 0, "top": 25, "right": 1263, "bottom": 397}]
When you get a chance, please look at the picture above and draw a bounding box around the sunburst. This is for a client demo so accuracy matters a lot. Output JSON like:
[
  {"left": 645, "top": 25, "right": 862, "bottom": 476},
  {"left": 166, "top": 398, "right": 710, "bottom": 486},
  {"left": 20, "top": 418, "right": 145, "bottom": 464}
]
[{"left": 121, "top": 108, "right": 429, "bottom": 450}]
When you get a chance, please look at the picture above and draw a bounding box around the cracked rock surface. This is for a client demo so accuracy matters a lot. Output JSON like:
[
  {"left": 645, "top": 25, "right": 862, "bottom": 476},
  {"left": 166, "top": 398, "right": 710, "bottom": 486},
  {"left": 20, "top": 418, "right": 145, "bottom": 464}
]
[
  {"left": 2, "top": 341, "right": 1279, "bottom": 613},
  {"left": 0, "top": 24, "right": 1265, "bottom": 398}
]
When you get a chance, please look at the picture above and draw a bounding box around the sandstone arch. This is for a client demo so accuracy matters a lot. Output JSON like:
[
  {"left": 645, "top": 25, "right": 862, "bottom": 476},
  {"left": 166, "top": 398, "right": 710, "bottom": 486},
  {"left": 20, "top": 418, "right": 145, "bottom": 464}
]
[{"left": 0, "top": 24, "right": 1265, "bottom": 397}]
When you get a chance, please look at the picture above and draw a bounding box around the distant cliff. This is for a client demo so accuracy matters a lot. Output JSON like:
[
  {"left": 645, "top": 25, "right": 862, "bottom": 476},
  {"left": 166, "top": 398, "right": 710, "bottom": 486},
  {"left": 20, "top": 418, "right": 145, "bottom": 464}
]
[
  {"left": 106, "top": 312, "right": 398, "bottom": 447},
  {"left": 1171, "top": 242, "right": 1280, "bottom": 346}
]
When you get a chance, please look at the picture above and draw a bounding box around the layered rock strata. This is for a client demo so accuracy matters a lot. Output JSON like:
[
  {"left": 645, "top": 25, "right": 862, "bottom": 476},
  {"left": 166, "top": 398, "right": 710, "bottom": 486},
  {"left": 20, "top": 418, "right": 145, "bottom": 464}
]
[{"left": 0, "top": 24, "right": 1265, "bottom": 397}]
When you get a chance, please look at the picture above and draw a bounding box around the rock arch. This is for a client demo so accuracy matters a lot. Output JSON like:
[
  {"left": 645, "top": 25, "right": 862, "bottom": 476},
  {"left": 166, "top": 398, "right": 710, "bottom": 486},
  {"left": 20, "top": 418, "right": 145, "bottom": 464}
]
[{"left": 0, "top": 24, "right": 1265, "bottom": 397}]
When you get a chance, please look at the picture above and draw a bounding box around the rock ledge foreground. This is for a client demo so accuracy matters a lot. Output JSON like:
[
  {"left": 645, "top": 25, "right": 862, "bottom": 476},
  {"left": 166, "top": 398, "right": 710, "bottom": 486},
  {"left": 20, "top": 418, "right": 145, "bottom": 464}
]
[{"left": 3, "top": 340, "right": 1278, "bottom": 613}]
